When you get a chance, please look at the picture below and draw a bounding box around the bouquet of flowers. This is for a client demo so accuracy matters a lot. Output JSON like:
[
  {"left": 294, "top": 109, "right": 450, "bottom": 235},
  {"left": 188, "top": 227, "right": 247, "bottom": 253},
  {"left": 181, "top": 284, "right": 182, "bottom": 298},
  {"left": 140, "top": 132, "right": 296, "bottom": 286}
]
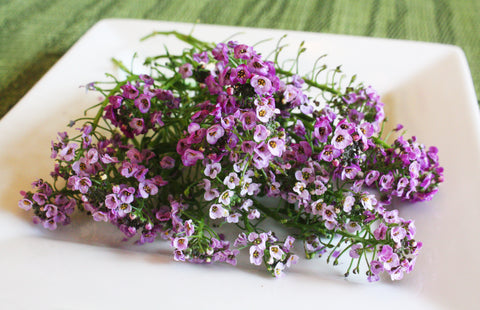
[{"left": 18, "top": 31, "right": 443, "bottom": 281}]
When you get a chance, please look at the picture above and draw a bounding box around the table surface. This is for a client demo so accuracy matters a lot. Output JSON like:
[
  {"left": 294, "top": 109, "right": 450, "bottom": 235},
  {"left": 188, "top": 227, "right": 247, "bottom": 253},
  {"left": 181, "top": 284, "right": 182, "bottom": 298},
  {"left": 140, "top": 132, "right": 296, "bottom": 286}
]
[{"left": 0, "top": 0, "right": 479, "bottom": 119}]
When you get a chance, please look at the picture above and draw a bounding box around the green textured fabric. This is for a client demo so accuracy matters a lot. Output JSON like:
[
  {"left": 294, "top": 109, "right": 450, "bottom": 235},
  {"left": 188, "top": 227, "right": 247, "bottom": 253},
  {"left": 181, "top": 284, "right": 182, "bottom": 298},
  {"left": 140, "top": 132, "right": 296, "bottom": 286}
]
[{"left": 0, "top": 0, "right": 478, "bottom": 118}]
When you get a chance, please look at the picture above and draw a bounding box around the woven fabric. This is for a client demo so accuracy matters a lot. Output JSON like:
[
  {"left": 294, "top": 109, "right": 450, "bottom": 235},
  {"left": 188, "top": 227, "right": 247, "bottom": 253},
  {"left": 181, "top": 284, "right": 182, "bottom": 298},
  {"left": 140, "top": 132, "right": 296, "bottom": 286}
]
[{"left": 0, "top": 0, "right": 478, "bottom": 118}]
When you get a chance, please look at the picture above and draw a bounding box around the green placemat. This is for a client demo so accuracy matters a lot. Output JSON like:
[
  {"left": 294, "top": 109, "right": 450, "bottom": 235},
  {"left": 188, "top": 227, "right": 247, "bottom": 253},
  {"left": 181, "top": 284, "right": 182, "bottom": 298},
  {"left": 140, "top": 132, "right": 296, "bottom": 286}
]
[{"left": 1, "top": 0, "right": 478, "bottom": 119}]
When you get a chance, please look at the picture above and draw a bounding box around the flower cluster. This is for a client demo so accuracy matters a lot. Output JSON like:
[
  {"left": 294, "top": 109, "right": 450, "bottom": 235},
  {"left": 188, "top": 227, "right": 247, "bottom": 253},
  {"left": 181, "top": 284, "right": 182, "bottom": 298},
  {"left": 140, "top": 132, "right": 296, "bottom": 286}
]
[{"left": 18, "top": 31, "right": 443, "bottom": 281}]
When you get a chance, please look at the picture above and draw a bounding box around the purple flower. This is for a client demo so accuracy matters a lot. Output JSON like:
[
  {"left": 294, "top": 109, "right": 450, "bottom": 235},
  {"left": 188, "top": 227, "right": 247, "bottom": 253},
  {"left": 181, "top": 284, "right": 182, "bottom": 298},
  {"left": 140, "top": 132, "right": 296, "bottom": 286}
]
[
  {"left": 283, "top": 84, "right": 299, "bottom": 103},
  {"left": 105, "top": 194, "right": 119, "bottom": 210},
  {"left": 204, "top": 162, "right": 221, "bottom": 179},
  {"left": 249, "top": 245, "right": 264, "bottom": 265},
  {"left": 121, "top": 82, "right": 139, "bottom": 99},
  {"left": 58, "top": 143, "right": 78, "bottom": 161},
  {"left": 391, "top": 226, "right": 407, "bottom": 244},
  {"left": 256, "top": 105, "right": 275, "bottom": 123},
  {"left": 250, "top": 75, "right": 272, "bottom": 95},
  {"left": 119, "top": 187, "right": 135, "bottom": 203},
  {"left": 293, "top": 182, "right": 310, "bottom": 201},
  {"left": 253, "top": 125, "right": 269, "bottom": 142},
  {"left": 219, "top": 190, "right": 234, "bottom": 206},
  {"left": 360, "top": 192, "right": 377, "bottom": 210},
  {"left": 139, "top": 180, "right": 159, "bottom": 198},
  {"left": 225, "top": 249, "right": 240, "bottom": 266},
  {"left": 226, "top": 213, "right": 240, "bottom": 223},
  {"left": 109, "top": 95, "right": 123, "bottom": 108},
  {"left": 204, "top": 186, "right": 220, "bottom": 201},
  {"left": 247, "top": 209, "right": 260, "bottom": 220},
  {"left": 181, "top": 149, "right": 204, "bottom": 167},
  {"left": 365, "top": 170, "right": 380, "bottom": 186},
  {"left": 286, "top": 254, "right": 299, "bottom": 268},
  {"left": 93, "top": 211, "right": 108, "bottom": 222},
  {"left": 380, "top": 172, "right": 395, "bottom": 191},
  {"left": 223, "top": 172, "right": 240, "bottom": 189},
  {"left": 184, "top": 220, "right": 195, "bottom": 236},
  {"left": 129, "top": 118, "right": 145, "bottom": 135},
  {"left": 373, "top": 223, "right": 388, "bottom": 240},
  {"left": 319, "top": 144, "right": 341, "bottom": 162},
  {"left": 230, "top": 64, "right": 251, "bottom": 84},
  {"left": 241, "top": 141, "right": 256, "bottom": 154},
  {"left": 151, "top": 111, "right": 164, "bottom": 127},
  {"left": 233, "top": 44, "right": 253, "bottom": 60},
  {"left": 139, "top": 74, "right": 154, "bottom": 85},
  {"left": 370, "top": 260, "right": 384, "bottom": 275},
  {"left": 321, "top": 204, "right": 336, "bottom": 222},
  {"left": 160, "top": 156, "right": 175, "bottom": 169},
  {"left": 212, "top": 43, "right": 229, "bottom": 64},
  {"left": 267, "top": 138, "right": 285, "bottom": 157},
  {"left": 221, "top": 115, "right": 235, "bottom": 130},
  {"left": 101, "top": 154, "right": 118, "bottom": 164},
  {"left": 295, "top": 167, "right": 314, "bottom": 184},
  {"left": 378, "top": 245, "right": 393, "bottom": 262},
  {"left": 349, "top": 244, "right": 363, "bottom": 258},
  {"left": 234, "top": 232, "right": 248, "bottom": 247},
  {"left": 273, "top": 262, "right": 286, "bottom": 278},
  {"left": 43, "top": 218, "right": 57, "bottom": 230},
  {"left": 390, "top": 266, "right": 405, "bottom": 281},
  {"left": 173, "top": 237, "right": 189, "bottom": 251},
  {"left": 384, "top": 210, "right": 400, "bottom": 224},
  {"left": 332, "top": 130, "right": 353, "bottom": 150},
  {"left": 313, "top": 117, "right": 332, "bottom": 143},
  {"left": 292, "top": 141, "right": 312, "bottom": 163},
  {"left": 178, "top": 63, "right": 193, "bottom": 78},
  {"left": 209, "top": 204, "right": 229, "bottom": 219},
  {"left": 248, "top": 232, "right": 268, "bottom": 250},
  {"left": 343, "top": 195, "right": 355, "bottom": 212},
  {"left": 173, "top": 250, "right": 185, "bottom": 262},
  {"left": 45, "top": 204, "right": 58, "bottom": 218},
  {"left": 283, "top": 236, "right": 295, "bottom": 252},
  {"left": 134, "top": 94, "right": 151, "bottom": 113},
  {"left": 118, "top": 203, "right": 132, "bottom": 217},
  {"left": 240, "top": 111, "right": 257, "bottom": 131},
  {"left": 289, "top": 120, "right": 305, "bottom": 139},
  {"left": 193, "top": 51, "right": 209, "bottom": 63},
  {"left": 18, "top": 198, "right": 33, "bottom": 211},
  {"left": 383, "top": 253, "right": 400, "bottom": 271},
  {"left": 269, "top": 245, "right": 285, "bottom": 260},
  {"left": 345, "top": 221, "right": 360, "bottom": 233},
  {"left": 341, "top": 165, "right": 360, "bottom": 180},
  {"left": 71, "top": 177, "right": 91, "bottom": 194},
  {"left": 247, "top": 57, "right": 269, "bottom": 75},
  {"left": 206, "top": 124, "right": 225, "bottom": 145}
]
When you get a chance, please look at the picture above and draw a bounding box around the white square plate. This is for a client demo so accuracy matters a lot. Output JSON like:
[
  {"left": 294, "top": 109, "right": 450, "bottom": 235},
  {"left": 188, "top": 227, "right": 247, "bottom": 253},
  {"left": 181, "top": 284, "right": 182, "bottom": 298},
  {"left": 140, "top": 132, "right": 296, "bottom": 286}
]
[{"left": 0, "top": 19, "right": 479, "bottom": 310}]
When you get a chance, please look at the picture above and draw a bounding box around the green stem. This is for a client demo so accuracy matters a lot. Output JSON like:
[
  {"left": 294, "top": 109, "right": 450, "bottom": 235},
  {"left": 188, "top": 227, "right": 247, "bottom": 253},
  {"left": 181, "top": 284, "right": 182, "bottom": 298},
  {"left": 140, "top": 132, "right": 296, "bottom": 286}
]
[{"left": 276, "top": 68, "right": 341, "bottom": 96}]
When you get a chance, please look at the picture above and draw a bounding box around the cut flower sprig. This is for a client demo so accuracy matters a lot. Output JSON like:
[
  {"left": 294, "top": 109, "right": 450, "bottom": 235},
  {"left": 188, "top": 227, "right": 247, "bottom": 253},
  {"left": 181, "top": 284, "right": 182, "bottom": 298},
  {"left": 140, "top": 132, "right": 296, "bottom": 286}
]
[{"left": 18, "top": 31, "right": 443, "bottom": 281}]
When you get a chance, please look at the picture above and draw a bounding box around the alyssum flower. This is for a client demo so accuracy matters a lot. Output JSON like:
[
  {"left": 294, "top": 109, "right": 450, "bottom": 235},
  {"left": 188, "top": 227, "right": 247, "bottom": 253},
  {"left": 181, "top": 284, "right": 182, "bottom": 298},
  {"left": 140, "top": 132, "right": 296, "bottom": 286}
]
[{"left": 18, "top": 31, "right": 443, "bottom": 281}]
